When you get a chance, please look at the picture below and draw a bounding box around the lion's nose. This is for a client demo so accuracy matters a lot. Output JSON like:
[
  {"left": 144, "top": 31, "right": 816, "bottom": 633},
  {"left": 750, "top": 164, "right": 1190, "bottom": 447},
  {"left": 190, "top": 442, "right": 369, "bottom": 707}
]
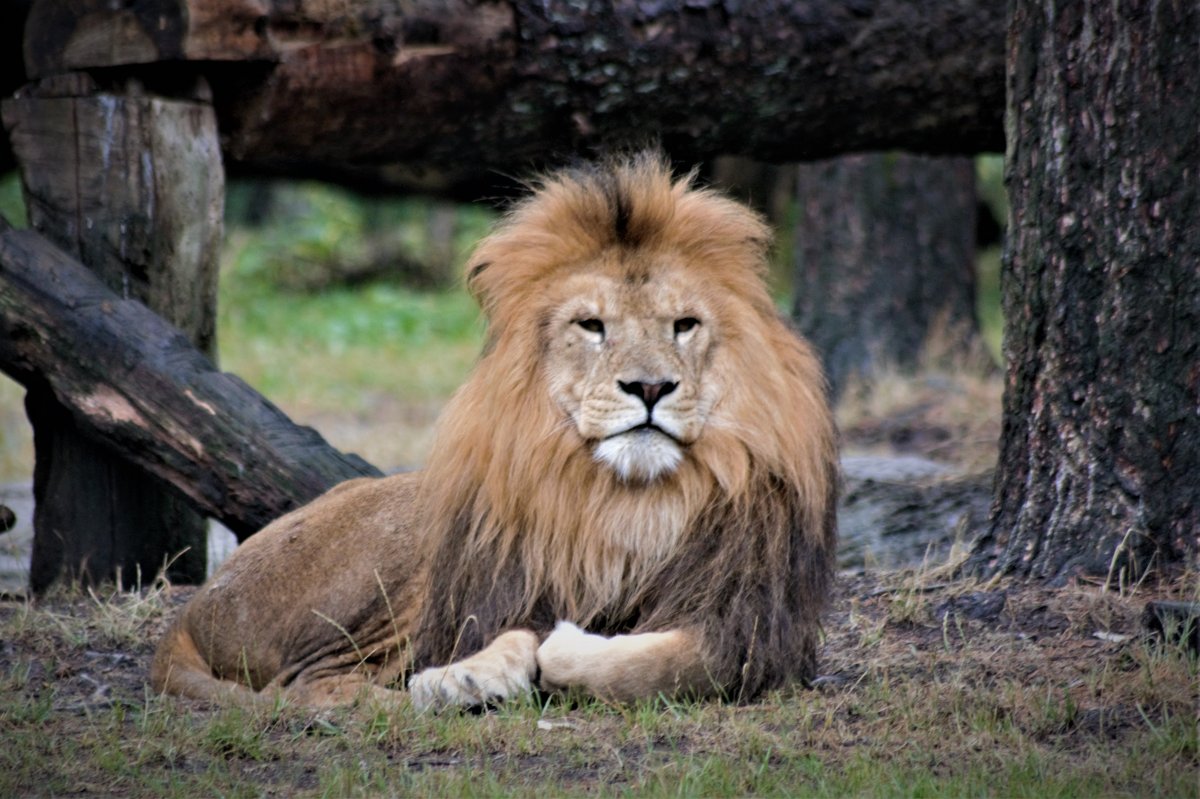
[{"left": 619, "top": 380, "right": 677, "bottom": 411}]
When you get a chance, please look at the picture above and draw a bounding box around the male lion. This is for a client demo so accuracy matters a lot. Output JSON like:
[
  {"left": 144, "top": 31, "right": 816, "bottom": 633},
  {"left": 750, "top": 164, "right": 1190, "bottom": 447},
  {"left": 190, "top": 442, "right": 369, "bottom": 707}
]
[{"left": 151, "top": 152, "right": 838, "bottom": 711}]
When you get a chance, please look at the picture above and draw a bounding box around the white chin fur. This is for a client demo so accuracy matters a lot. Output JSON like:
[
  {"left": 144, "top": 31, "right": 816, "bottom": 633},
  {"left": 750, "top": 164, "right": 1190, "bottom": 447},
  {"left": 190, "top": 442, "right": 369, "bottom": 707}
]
[{"left": 594, "top": 430, "right": 682, "bottom": 481}]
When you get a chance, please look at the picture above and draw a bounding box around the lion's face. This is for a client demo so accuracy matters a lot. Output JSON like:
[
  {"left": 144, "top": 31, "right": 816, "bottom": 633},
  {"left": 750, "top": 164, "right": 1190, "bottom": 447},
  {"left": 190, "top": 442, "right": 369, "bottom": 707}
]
[{"left": 540, "top": 258, "right": 722, "bottom": 482}]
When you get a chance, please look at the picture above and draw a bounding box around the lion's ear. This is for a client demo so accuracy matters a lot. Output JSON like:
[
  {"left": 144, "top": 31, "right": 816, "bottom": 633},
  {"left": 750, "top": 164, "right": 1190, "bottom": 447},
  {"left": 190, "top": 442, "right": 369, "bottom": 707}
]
[{"left": 466, "top": 261, "right": 491, "bottom": 302}]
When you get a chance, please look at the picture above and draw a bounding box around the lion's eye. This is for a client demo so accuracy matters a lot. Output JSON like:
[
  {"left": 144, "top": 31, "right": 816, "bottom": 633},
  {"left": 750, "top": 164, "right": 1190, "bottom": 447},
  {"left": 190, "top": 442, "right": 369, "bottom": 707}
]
[
  {"left": 674, "top": 317, "right": 701, "bottom": 336},
  {"left": 575, "top": 318, "right": 605, "bottom": 336}
]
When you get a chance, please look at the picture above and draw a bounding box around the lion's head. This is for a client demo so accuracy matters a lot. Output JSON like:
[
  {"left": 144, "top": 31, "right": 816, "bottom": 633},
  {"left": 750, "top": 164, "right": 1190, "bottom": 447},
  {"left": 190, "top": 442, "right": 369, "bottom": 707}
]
[{"left": 416, "top": 153, "right": 836, "bottom": 673}]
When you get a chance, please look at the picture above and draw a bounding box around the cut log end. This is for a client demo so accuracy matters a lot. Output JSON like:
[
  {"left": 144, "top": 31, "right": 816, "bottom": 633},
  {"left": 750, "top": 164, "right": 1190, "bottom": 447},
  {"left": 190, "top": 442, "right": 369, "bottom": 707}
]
[{"left": 1142, "top": 601, "right": 1200, "bottom": 656}]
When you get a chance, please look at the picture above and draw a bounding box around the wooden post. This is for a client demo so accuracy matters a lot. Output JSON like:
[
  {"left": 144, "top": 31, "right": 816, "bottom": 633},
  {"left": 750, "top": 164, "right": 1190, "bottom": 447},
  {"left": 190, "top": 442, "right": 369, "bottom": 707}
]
[{"left": 2, "top": 73, "right": 223, "bottom": 591}]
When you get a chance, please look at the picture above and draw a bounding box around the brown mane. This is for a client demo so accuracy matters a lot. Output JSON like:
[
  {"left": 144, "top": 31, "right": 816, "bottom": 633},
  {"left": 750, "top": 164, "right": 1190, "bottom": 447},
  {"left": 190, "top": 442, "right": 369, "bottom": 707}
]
[{"left": 412, "top": 152, "right": 837, "bottom": 699}]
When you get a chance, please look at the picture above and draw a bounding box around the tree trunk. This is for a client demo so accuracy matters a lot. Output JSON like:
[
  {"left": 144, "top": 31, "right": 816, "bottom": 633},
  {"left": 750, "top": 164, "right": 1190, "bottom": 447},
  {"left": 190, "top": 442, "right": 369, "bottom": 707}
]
[
  {"left": 0, "top": 216, "right": 382, "bottom": 541},
  {"left": 3, "top": 73, "right": 222, "bottom": 590},
  {"left": 423, "top": 202, "right": 460, "bottom": 285},
  {"left": 707, "top": 156, "right": 795, "bottom": 226},
  {"left": 791, "top": 153, "right": 983, "bottom": 399},
  {"left": 970, "top": 0, "right": 1200, "bottom": 581},
  {"left": 21, "top": 0, "right": 1006, "bottom": 195}
]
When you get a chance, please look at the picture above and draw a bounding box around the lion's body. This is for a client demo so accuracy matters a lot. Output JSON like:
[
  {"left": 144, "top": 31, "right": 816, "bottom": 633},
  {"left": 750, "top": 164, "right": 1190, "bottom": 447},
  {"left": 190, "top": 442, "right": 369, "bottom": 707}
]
[
  {"left": 151, "top": 153, "right": 838, "bottom": 710},
  {"left": 152, "top": 474, "right": 427, "bottom": 706}
]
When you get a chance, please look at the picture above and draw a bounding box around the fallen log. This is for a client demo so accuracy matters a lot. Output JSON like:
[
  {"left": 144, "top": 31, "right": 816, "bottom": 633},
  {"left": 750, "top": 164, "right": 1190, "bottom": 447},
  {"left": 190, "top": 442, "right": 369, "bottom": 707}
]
[
  {"left": 0, "top": 216, "right": 382, "bottom": 540},
  {"left": 22, "top": 0, "right": 1006, "bottom": 192}
]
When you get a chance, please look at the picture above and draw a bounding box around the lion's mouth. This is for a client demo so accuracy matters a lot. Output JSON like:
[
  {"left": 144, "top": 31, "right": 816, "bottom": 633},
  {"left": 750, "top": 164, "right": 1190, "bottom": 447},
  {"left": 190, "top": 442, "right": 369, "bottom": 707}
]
[
  {"left": 593, "top": 420, "right": 686, "bottom": 481},
  {"left": 604, "top": 421, "right": 682, "bottom": 444}
]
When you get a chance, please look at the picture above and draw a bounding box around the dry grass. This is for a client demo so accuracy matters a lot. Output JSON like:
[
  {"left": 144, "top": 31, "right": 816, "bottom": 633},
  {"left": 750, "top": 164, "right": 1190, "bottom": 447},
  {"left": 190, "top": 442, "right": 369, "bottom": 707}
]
[
  {"left": 0, "top": 376, "right": 31, "bottom": 483},
  {"left": 836, "top": 334, "right": 1003, "bottom": 474},
  {"left": 1, "top": 563, "right": 1195, "bottom": 798},
  {"left": 3, "top": 190, "right": 1191, "bottom": 794}
]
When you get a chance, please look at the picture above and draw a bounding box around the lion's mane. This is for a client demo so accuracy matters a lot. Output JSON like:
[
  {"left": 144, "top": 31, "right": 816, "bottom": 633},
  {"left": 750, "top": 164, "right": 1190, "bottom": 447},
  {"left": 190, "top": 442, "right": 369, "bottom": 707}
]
[{"left": 412, "top": 152, "right": 838, "bottom": 698}]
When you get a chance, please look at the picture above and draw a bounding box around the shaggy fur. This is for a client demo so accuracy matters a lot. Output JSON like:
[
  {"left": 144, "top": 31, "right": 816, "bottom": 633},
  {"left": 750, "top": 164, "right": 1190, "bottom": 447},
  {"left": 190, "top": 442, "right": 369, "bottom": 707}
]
[{"left": 151, "top": 152, "right": 837, "bottom": 709}]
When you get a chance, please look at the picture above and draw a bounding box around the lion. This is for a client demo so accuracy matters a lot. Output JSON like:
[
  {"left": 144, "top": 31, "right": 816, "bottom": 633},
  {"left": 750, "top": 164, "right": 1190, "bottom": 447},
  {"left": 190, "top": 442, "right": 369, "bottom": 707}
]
[{"left": 151, "top": 151, "right": 838, "bottom": 712}]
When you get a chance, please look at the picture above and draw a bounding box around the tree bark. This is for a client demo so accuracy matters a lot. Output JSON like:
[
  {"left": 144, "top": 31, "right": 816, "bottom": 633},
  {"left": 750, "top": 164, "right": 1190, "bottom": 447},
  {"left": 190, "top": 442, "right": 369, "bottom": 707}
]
[
  {"left": 22, "top": 0, "right": 1006, "bottom": 191},
  {"left": 792, "top": 153, "right": 983, "bottom": 399},
  {"left": 0, "top": 216, "right": 382, "bottom": 542},
  {"left": 970, "top": 1, "right": 1200, "bottom": 581},
  {"left": 3, "top": 74, "right": 225, "bottom": 590}
]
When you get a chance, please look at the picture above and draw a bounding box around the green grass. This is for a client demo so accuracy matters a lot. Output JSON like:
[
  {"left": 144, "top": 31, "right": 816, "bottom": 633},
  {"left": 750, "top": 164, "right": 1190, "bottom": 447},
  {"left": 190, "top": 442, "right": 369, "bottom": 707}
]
[
  {"left": 218, "top": 183, "right": 490, "bottom": 409},
  {"left": 976, "top": 245, "right": 1004, "bottom": 362},
  {"left": 1, "top": 667, "right": 1193, "bottom": 798},
  {"left": 218, "top": 269, "right": 484, "bottom": 409},
  {"left": 210, "top": 184, "right": 494, "bottom": 469}
]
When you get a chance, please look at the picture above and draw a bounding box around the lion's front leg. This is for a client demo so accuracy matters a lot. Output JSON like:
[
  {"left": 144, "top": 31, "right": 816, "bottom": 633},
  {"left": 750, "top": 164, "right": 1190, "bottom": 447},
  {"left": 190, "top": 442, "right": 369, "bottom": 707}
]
[
  {"left": 536, "top": 622, "right": 711, "bottom": 703},
  {"left": 409, "top": 629, "right": 539, "bottom": 712}
]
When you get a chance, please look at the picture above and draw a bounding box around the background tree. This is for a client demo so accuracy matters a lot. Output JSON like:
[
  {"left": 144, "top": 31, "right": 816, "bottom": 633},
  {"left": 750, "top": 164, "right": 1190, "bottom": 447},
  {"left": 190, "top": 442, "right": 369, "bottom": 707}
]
[
  {"left": 791, "top": 154, "right": 984, "bottom": 399},
  {"left": 970, "top": 0, "right": 1199, "bottom": 580}
]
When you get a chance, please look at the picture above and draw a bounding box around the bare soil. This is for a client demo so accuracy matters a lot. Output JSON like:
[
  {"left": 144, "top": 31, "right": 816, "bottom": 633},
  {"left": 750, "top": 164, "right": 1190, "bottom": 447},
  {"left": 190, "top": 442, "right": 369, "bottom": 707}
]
[{"left": 2, "top": 564, "right": 1195, "bottom": 796}]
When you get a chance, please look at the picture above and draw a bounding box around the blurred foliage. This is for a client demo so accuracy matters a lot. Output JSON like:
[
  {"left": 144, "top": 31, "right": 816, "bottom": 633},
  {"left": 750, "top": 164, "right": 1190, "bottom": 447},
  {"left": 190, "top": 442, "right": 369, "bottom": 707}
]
[
  {"left": 974, "top": 155, "right": 1006, "bottom": 363},
  {"left": 224, "top": 181, "right": 495, "bottom": 290},
  {"left": 0, "top": 161, "right": 1007, "bottom": 478},
  {"left": 0, "top": 172, "right": 27, "bottom": 228},
  {"left": 975, "top": 246, "right": 1004, "bottom": 362},
  {"left": 219, "top": 182, "right": 492, "bottom": 412},
  {"left": 0, "top": 174, "right": 31, "bottom": 480},
  {"left": 766, "top": 197, "right": 799, "bottom": 307},
  {"left": 976, "top": 154, "right": 1007, "bottom": 229}
]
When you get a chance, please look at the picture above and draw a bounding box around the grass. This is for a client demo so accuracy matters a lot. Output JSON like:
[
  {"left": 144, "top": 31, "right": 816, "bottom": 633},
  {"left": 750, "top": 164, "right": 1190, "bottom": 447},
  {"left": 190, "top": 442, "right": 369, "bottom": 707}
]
[
  {"left": 835, "top": 352, "right": 1004, "bottom": 473},
  {"left": 1, "top": 569, "right": 1195, "bottom": 797},
  {"left": 217, "top": 254, "right": 484, "bottom": 470}
]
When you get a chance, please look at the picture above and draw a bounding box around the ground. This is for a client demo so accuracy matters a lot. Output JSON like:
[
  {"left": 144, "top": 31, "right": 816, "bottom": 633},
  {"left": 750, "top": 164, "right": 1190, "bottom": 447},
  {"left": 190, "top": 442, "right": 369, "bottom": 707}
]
[{"left": 1, "top": 549, "right": 1195, "bottom": 796}]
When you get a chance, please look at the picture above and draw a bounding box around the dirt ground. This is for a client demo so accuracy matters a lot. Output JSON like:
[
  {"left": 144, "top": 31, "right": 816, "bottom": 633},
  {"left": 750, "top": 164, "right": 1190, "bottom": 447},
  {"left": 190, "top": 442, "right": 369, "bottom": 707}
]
[
  {"left": 5, "top": 569, "right": 1190, "bottom": 720},
  {"left": 2, "top": 565, "right": 1196, "bottom": 796}
]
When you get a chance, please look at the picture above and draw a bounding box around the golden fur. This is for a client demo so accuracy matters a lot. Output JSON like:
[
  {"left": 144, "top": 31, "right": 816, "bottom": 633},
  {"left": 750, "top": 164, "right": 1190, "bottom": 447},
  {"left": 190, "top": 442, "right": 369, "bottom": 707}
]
[{"left": 151, "top": 152, "right": 838, "bottom": 710}]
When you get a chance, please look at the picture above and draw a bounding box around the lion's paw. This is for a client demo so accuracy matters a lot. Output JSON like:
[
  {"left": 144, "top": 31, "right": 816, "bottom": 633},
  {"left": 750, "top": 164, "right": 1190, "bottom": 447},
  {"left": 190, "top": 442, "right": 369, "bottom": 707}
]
[
  {"left": 408, "top": 630, "right": 538, "bottom": 713},
  {"left": 408, "top": 663, "right": 526, "bottom": 712}
]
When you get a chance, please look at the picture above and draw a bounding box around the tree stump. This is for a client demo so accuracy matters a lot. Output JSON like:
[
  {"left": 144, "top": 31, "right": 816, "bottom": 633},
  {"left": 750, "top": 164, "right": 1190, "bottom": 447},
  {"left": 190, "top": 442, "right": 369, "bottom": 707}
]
[
  {"left": 2, "top": 73, "right": 223, "bottom": 591},
  {"left": 792, "top": 153, "right": 983, "bottom": 399}
]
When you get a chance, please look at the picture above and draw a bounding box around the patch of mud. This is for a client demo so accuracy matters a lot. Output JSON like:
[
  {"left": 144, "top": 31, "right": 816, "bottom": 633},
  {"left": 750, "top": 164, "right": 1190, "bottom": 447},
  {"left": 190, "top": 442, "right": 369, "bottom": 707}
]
[{"left": 837, "top": 454, "right": 992, "bottom": 570}]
